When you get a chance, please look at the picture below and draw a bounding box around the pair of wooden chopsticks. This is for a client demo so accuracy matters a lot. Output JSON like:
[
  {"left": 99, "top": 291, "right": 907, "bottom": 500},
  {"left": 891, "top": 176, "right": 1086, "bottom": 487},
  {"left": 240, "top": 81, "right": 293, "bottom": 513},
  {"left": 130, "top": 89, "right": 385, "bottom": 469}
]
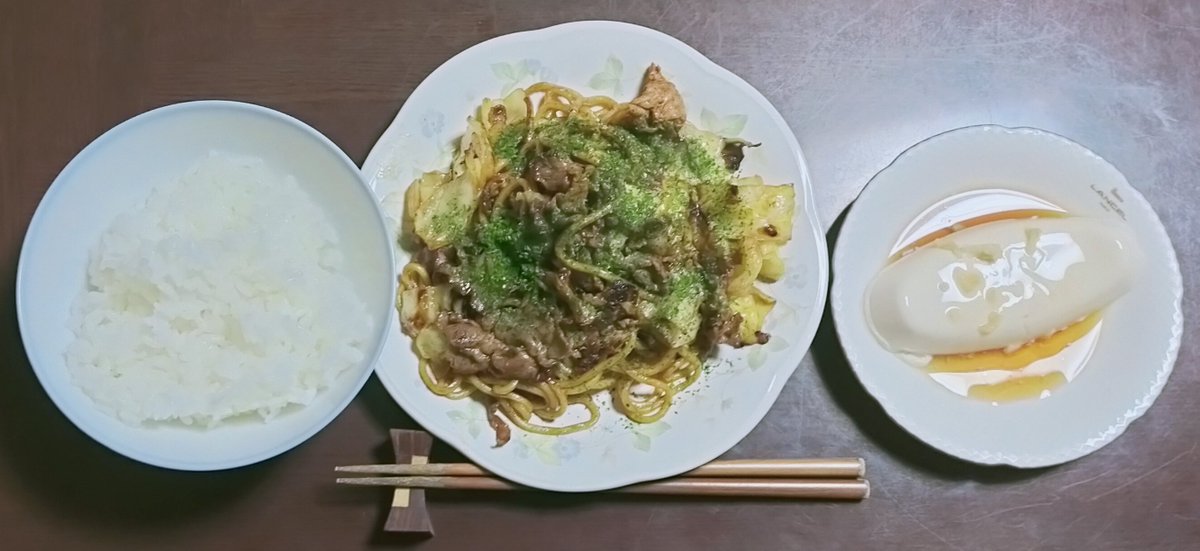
[{"left": 336, "top": 458, "right": 869, "bottom": 500}]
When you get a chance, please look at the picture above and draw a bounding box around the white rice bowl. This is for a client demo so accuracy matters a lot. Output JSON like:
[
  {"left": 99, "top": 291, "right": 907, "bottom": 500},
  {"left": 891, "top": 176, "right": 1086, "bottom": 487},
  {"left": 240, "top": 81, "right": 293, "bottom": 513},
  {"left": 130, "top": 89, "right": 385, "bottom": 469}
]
[
  {"left": 17, "top": 101, "right": 394, "bottom": 470},
  {"left": 66, "top": 153, "right": 371, "bottom": 426}
]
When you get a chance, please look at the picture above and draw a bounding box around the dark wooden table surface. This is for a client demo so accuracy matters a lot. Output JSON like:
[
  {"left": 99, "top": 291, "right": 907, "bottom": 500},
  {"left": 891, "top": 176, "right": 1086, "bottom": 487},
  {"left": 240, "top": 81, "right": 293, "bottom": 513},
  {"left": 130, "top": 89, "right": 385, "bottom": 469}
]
[{"left": 2, "top": 1, "right": 1197, "bottom": 549}]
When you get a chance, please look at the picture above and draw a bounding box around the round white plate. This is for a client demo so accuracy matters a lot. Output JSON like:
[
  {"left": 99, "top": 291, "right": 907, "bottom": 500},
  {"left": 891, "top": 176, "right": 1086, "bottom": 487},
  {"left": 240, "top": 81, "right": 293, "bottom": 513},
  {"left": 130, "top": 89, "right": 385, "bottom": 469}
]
[
  {"left": 831, "top": 125, "right": 1183, "bottom": 467},
  {"left": 362, "top": 21, "right": 828, "bottom": 491},
  {"left": 16, "top": 101, "right": 396, "bottom": 470}
]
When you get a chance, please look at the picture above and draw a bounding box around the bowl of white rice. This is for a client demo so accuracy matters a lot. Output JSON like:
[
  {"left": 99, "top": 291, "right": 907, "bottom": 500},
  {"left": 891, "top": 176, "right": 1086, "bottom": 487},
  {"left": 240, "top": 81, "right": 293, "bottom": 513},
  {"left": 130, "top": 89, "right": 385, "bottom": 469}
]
[{"left": 16, "top": 101, "right": 395, "bottom": 470}]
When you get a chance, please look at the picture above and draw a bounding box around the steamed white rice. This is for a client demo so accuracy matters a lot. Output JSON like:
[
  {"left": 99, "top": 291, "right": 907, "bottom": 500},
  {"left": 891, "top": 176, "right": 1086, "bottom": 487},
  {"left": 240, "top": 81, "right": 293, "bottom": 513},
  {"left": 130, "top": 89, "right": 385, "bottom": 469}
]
[{"left": 66, "top": 152, "right": 371, "bottom": 426}]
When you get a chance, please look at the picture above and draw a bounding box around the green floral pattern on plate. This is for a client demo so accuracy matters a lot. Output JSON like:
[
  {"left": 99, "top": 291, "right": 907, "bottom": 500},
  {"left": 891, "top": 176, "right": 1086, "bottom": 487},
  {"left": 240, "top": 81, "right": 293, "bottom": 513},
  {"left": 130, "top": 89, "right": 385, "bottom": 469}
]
[
  {"left": 514, "top": 436, "right": 560, "bottom": 465},
  {"left": 631, "top": 421, "right": 672, "bottom": 451},
  {"left": 446, "top": 401, "right": 487, "bottom": 438},
  {"left": 700, "top": 108, "right": 748, "bottom": 136},
  {"left": 588, "top": 56, "right": 624, "bottom": 95},
  {"left": 492, "top": 61, "right": 531, "bottom": 95}
]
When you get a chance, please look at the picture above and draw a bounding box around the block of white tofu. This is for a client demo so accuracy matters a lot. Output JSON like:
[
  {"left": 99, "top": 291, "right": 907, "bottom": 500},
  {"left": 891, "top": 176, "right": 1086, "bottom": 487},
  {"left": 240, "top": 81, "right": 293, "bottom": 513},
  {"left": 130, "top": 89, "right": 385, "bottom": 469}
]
[{"left": 866, "top": 217, "right": 1139, "bottom": 355}]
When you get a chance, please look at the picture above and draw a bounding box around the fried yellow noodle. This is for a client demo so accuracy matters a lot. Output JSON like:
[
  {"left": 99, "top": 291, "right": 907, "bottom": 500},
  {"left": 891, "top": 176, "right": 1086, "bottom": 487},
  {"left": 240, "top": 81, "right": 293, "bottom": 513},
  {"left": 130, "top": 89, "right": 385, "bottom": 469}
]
[{"left": 397, "top": 65, "right": 795, "bottom": 445}]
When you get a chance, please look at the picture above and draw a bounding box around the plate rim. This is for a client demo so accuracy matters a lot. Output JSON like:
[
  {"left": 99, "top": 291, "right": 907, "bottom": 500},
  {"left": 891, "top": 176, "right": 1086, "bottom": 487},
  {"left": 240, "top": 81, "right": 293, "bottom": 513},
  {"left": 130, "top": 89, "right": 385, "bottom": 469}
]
[
  {"left": 363, "top": 20, "right": 830, "bottom": 491},
  {"left": 830, "top": 124, "right": 1184, "bottom": 467},
  {"left": 15, "top": 99, "right": 393, "bottom": 471}
]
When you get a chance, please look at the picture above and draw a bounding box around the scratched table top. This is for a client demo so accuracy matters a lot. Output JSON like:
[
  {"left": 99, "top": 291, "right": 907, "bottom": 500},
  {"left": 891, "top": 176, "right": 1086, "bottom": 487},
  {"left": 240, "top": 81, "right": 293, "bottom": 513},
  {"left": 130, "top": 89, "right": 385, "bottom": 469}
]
[{"left": 1, "top": 1, "right": 1197, "bottom": 549}]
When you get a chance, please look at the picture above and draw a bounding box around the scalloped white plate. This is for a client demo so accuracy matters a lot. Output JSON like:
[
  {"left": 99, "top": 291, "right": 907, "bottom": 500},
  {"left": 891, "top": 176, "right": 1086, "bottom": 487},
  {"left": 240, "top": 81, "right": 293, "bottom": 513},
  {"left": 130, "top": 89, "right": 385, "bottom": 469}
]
[
  {"left": 362, "top": 21, "right": 828, "bottom": 491},
  {"left": 831, "top": 125, "right": 1183, "bottom": 467}
]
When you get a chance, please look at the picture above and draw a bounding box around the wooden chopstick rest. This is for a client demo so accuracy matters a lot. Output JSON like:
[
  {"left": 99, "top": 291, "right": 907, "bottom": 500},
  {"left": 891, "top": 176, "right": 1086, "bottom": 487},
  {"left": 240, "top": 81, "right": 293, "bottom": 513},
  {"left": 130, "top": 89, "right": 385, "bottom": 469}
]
[{"left": 383, "top": 429, "right": 434, "bottom": 535}]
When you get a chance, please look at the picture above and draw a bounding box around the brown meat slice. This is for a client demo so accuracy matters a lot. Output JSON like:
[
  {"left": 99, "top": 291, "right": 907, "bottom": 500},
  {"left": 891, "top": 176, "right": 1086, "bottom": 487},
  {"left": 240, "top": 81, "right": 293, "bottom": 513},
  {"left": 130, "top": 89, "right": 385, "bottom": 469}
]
[
  {"left": 416, "top": 246, "right": 457, "bottom": 280},
  {"left": 443, "top": 319, "right": 504, "bottom": 353},
  {"left": 518, "top": 329, "right": 570, "bottom": 369},
  {"left": 526, "top": 155, "right": 584, "bottom": 194},
  {"left": 612, "top": 64, "right": 687, "bottom": 132},
  {"left": 490, "top": 349, "right": 538, "bottom": 381},
  {"left": 444, "top": 352, "right": 485, "bottom": 375},
  {"left": 477, "top": 173, "right": 509, "bottom": 214},
  {"left": 545, "top": 270, "right": 595, "bottom": 324},
  {"left": 721, "top": 140, "right": 748, "bottom": 171},
  {"left": 439, "top": 316, "right": 543, "bottom": 381},
  {"left": 572, "top": 328, "right": 632, "bottom": 372},
  {"left": 486, "top": 404, "right": 512, "bottom": 447},
  {"left": 548, "top": 168, "right": 590, "bottom": 216}
]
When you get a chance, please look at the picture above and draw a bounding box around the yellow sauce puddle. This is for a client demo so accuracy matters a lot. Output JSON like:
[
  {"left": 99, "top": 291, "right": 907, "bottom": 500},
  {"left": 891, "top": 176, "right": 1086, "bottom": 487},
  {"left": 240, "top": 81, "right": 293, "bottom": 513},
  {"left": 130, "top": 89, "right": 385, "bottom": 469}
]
[
  {"left": 927, "top": 312, "right": 1102, "bottom": 374},
  {"left": 967, "top": 371, "right": 1068, "bottom": 402}
]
